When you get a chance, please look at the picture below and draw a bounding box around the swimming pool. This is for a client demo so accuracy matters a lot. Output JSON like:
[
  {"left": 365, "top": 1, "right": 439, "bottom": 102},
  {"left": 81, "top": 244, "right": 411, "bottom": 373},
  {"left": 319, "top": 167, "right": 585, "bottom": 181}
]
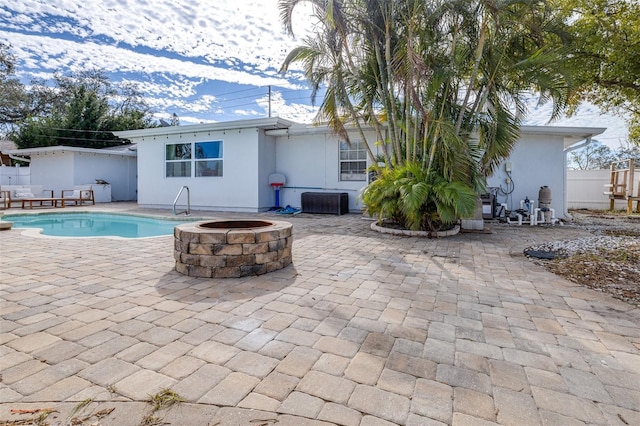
[{"left": 1, "top": 212, "right": 196, "bottom": 238}]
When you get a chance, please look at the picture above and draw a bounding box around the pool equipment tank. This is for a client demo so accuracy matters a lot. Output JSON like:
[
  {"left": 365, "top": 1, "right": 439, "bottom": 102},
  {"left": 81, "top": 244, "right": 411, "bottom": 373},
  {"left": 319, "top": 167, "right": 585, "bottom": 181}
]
[
  {"left": 538, "top": 186, "right": 552, "bottom": 223},
  {"left": 508, "top": 187, "right": 557, "bottom": 226}
]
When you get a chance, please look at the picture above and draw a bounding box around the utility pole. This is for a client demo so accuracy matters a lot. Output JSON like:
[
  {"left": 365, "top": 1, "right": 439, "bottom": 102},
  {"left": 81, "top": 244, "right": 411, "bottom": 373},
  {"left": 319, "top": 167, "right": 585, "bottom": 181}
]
[{"left": 268, "top": 85, "right": 272, "bottom": 117}]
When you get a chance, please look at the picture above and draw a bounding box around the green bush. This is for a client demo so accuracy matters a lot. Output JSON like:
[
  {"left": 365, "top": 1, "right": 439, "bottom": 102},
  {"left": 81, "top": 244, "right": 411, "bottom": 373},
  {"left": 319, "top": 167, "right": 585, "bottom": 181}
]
[{"left": 362, "top": 162, "right": 477, "bottom": 232}]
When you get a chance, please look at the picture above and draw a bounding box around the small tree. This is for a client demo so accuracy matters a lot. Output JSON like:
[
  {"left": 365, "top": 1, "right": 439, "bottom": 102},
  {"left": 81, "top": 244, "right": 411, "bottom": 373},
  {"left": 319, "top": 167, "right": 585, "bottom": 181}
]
[
  {"left": 12, "top": 69, "right": 155, "bottom": 149},
  {"left": 557, "top": 0, "right": 640, "bottom": 145},
  {"left": 569, "top": 142, "right": 616, "bottom": 170},
  {"left": 0, "top": 43, "right": 53, "bottom": 136},
  {"left": 616, "top": 144, "right": 640, "bottom": 167},
  {"left": 570, "top": 141, "right": 640, "bottom": 169}
]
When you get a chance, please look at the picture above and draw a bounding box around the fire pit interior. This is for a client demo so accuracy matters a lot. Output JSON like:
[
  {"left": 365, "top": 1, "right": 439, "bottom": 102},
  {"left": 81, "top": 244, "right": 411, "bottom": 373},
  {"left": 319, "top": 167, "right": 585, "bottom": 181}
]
[
  {"left": 174, "top": 219, "right": 293, "bottom": 278},
  {"left": 198, "top": 220, "right": 273, "bottom": 229}
]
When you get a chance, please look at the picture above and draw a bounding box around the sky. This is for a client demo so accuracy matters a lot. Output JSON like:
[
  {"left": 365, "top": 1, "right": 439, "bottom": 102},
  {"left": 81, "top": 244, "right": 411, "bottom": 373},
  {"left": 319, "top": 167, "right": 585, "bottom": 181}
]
[{"left": 0, "top": 0, "right": 631, "bottom": 149}]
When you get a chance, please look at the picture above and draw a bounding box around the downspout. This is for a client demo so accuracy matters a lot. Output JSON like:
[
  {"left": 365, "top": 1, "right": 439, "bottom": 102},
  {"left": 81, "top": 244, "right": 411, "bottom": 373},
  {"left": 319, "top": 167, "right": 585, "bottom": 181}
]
[{"left": 562, "top": 137, "right": 592, "bottom": 219}]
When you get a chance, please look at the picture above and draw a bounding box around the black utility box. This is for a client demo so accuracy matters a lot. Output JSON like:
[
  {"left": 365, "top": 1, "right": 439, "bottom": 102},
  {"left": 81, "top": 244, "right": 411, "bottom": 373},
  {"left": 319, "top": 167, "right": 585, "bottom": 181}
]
[
  {"left": 301, "top": 192, "right": 349, "bottom": 215},
  {"left": 480, "top": 192, "right": 496, "bottom": 219}
]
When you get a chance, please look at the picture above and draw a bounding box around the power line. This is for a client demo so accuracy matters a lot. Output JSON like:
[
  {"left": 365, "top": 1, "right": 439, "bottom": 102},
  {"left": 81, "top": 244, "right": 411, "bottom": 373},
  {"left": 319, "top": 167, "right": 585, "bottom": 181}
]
[
  {"left": 206, "top": 86, "right": 268, "bottom": 98},
  {"left": 25, "top": 137, "right": 125, "bottom": 143},
  {"left": 34, "top": 127, "right": 118, "bottom": 134}
]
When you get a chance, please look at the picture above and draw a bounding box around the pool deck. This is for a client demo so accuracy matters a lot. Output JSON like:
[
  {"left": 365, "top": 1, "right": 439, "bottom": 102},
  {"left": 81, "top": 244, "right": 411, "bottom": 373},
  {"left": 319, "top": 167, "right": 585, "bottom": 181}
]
[{"left": 1, "top": 203, "right": 639, "bottom": 425}]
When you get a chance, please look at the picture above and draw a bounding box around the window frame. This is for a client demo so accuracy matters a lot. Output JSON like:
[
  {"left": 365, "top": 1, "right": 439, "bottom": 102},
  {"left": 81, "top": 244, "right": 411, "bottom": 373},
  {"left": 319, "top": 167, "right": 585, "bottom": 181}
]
[
  {"left": 165, "top": 140, "right": 223, "bottom": 178},
  {"left": 339, "top": 140, "right": 367, "bottom": 181}
]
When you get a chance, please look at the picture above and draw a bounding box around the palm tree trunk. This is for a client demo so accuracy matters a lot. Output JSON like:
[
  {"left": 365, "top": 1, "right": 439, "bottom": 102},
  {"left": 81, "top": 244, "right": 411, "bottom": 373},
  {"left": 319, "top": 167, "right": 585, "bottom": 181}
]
[{"left": 455, "top": 13, "right": 488, "bottom": 135}]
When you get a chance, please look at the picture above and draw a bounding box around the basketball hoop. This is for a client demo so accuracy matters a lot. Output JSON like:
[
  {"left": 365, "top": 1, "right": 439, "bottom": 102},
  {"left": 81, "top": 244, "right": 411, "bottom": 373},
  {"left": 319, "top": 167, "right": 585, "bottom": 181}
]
[{"left": 268, "top": 173, "right": 286, "bottom": 208}]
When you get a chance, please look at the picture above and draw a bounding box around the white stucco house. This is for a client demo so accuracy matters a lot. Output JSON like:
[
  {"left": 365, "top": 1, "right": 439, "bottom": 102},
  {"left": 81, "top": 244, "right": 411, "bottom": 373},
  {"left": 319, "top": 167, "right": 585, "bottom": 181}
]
[
  {"left": 115, "top": 118, "right": 381, "bottom": 213},
  {"left": 4, "top": 145, "right": 138, "bottom": 202},
  {"left": 114, "top": 117, "right": 606, "bottom": 218}
]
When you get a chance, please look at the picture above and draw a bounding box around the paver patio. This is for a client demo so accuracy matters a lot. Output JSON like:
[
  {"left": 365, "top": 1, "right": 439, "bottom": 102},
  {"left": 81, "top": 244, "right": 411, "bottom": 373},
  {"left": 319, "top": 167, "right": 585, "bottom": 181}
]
[{"left": 1, "top": 203, "right": 639, "bottom": 425}]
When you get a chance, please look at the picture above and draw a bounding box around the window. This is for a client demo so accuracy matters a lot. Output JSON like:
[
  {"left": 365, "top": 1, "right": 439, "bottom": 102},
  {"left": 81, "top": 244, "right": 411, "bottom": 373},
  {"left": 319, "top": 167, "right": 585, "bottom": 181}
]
[
  {"left": 195, "top": 141, "right": 223, "bottom": 177},
  {"left": 339, "top": 141, "right": 366, "bottom": 181},
  {"left": 166, "top": 143, "right": 192, "bottom": 177},
  {"left": 166, "top": 141, "right": 223, "bottom": 178}
]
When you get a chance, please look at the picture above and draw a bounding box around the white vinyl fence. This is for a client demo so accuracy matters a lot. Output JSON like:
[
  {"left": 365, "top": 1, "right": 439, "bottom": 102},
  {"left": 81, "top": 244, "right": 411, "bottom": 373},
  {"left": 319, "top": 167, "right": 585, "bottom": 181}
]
[
  {"left": 0, "top": 165, "right": 30, "bottom": 186},
  {"left": 568, "top": 169, "right": 639, "bottom": 210}
]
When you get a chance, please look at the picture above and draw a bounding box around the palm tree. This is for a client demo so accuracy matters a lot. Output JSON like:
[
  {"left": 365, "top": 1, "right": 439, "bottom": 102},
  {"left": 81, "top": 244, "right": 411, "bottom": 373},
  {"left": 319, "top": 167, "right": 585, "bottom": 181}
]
[{"left": 279, "top": 0, "right": 574, "bottom": 231}]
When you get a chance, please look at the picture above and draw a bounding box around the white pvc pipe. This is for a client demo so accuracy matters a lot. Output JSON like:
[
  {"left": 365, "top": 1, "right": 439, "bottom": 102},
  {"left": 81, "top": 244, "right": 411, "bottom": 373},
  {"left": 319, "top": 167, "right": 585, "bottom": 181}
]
[
  {"left": 535, "top": 208, "right": 543, "bottom": 224},
  {"left": 514, "top": 201, "right": 557, "bottom": 226}
]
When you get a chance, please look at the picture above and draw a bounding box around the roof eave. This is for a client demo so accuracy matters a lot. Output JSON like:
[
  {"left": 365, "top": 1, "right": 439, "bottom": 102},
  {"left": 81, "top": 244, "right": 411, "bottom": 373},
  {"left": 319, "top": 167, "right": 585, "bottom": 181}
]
[
  {"left": 6, "top": 145, "right": 137, "bottom": 157},
  {"left": 114, "top": 117, "right": 298, "bottom": 139},
  {"left": 519, "top": 125, "right": 607, "bottom": 148}
]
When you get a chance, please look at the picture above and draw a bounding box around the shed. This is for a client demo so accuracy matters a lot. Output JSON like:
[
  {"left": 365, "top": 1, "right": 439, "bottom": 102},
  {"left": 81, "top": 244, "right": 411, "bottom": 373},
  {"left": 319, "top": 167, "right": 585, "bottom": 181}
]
[{"left": 5, "top": 145, "right": 138, "bottom": 202}]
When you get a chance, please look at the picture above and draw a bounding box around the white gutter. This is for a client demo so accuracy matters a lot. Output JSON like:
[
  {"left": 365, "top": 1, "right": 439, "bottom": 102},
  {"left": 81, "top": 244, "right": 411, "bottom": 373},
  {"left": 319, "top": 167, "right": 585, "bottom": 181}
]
[
  {"left": 562, "top": 137, "right": 593, "bottom": 218},
  {"left": 8, "top": 153, "right": 31, "bottom": 163}
]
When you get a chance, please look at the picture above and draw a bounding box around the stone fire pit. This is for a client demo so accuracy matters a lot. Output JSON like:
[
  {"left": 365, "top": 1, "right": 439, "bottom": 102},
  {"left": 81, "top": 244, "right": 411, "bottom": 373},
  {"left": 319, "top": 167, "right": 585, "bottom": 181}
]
[{"left": 174, "top": 219, "right": 293, "bottom": 278}]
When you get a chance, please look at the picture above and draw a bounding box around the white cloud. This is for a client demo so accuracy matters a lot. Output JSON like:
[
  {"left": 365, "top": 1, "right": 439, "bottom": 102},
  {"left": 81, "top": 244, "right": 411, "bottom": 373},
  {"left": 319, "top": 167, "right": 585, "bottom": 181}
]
[
  {"left": 256, "top": 90, "right": 318, "bottom": 123},
  {"left": 1, "top": 0, "right": 314, "bottom": 71},
  {"left": 2, "top": 31, "right": 301, "bottom": 88},
  {"left": 122, "top": 78, "right": 203, "bottom": 99},
  {"left": 522, "top": 94, "right": 630, "bottom": 149},
  {"left": 0, "top": 0, "right": 631, "bottom": 134}
]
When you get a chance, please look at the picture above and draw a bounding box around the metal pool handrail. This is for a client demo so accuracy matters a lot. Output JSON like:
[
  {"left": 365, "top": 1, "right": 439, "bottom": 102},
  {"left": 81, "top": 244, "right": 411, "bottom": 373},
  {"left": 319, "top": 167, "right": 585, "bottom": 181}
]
[{"left": 173, "top": 186, "right": 191, "bottom": 216}]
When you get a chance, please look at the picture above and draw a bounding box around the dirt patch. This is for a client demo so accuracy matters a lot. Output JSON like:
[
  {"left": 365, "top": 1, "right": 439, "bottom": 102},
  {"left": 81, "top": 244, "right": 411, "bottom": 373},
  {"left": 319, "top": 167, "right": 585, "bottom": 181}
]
[{"left": 526, "top": 210, "right": 640, "bottom": 307}]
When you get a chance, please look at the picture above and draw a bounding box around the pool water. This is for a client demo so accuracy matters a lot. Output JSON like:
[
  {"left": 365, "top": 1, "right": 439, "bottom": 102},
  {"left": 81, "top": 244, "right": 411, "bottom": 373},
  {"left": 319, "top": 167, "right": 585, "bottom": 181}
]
[{"left": 2, "top": 212, "right": 194, "bottom": 238}]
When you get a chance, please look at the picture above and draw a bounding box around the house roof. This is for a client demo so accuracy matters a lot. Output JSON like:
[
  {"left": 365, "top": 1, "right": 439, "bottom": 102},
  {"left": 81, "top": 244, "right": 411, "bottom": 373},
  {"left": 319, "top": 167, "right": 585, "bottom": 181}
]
[
  {"left": 519, "top": 125, "right": 607, "bottom": 148},
  {"left": 265, "top": 123, "right": 607, "bottom": 146},
  {"left": 112, "top": 116, "right": 606, "bottom": 148},
  {"left": 114, "top": 117, "right": 297, "bottom": 140},
  {"left": 7, "top": 145, "right": 138, "bottom": 157}
]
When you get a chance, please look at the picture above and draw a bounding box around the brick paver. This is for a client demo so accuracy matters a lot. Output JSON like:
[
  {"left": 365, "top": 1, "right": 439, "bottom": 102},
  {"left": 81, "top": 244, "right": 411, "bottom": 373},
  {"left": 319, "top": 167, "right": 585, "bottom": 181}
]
[{"left": 1, "top": 204, "right": 639, "bottom": 425}]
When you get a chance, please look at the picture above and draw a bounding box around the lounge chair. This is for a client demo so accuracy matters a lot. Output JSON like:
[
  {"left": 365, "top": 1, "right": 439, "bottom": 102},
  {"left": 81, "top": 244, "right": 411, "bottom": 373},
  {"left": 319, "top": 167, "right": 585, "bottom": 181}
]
[
  {"left": 0, "top": 190, "right": 8, "bottom": 209},
  {"left": 61, "top": 186, "right": 95, "bottom": 206},
  {"left": 0, "top": 185, "right": 55, "bottom": 208}
]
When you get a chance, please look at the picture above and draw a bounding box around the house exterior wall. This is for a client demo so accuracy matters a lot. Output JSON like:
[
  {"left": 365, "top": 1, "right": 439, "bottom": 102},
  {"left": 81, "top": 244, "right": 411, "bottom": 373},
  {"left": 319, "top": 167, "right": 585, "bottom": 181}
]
[
  {"left": 257, "top": 133, "right": 278, "bottom": 209},
  {"left": 124, "top": 121, "right": 603, "bottom": 216},
  {"left": 275, "top": 131, "right": 377, "bottom": 212},
  {"left": 27, "top": 151, "right": 136, "bottom": 201},
  {"left": 487, "top": 134, "right": 566, "bottom": 216},
  {"left": 132, "top": 126, "right": 380, "bottom": 212},
  {"left": 136, "top": 128, "right": 262, "bottom": 211}
]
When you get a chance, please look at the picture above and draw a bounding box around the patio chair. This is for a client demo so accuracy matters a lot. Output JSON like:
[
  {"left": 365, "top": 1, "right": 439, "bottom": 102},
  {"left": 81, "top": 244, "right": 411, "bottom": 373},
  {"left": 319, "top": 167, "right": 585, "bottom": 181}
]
[
  {"left": 61, "top": 186, "right": 95, "bottom": 206},
  {"left": 0, "top": 190, "right": 8, "bottom": 209}
]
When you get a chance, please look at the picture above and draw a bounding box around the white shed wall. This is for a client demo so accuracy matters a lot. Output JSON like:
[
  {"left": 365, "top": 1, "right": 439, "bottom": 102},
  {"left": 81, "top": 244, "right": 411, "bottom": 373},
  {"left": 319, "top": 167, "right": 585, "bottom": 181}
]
[
  {"left": 0, "top": 165, "right": 31, "bottom": 186},
  {"left": 72, "top": 152, "right": 137, "bottom": 201},
  {"left": 29, "top": 152, "right": 75, "bottom": 196},
  {"left": 28, "top": 151, "right": 136, "bottom": 201}
]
